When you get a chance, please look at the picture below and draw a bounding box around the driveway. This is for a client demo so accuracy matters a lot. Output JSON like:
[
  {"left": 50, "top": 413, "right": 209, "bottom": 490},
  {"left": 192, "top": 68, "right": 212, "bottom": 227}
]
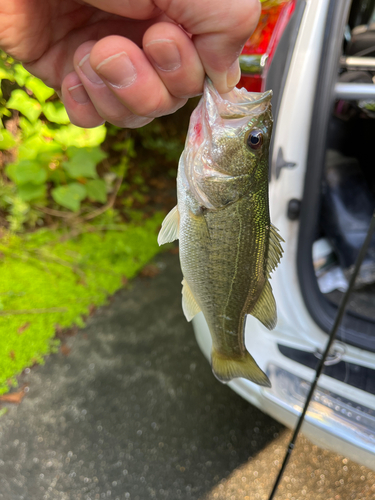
[{"left": 0, "top": 252, "right": 373, "bottom": 500}]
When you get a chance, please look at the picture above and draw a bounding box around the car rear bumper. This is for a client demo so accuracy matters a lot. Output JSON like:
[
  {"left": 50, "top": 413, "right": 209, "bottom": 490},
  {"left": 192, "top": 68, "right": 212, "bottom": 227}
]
[{"left": 192, "top": 312, "right": 375, "bottom": 470}]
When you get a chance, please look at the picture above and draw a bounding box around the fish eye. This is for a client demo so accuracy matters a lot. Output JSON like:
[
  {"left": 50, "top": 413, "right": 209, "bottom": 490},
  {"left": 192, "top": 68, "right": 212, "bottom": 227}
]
[{"left": 246, "top": 129, "right": 263, "bottom": 150}]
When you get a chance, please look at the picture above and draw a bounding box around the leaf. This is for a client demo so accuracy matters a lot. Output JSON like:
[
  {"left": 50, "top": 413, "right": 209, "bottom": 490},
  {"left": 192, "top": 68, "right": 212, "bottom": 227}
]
[
  {"left": 18, "top": 117, "right": 43, "bottom": 139},
  {"left": 86, "top": 179, "right": 107, "bottom": 203},
  {"left": 25, "top": 77, "right": 55, "bottom": 102},
  {"left": 0, "top": 386, "right": 27, "bottom": 404},
  {"left": 13, "top": 64, "right": 30, "bottom": 86},
  {"left": 18, "top": 183, "right": 46, "bottom": 202},
  {"left": 0, "top": 107, "right": 12, "bottom": 120},
  {"left": 6, "top": 160, "right": 47, "bottom": 185},
  {"left": 0, "top": 59, "right": 14, "bottom": 81},
  {"left": 67, "top": 146, "right": 107, "bottom": 165},
  {"left": 63, "top": 147, "right": 107, "bottom": 179},
  {"left": 42, "top": 101, "right": 70, "bottom": 124},
  {"left": 0, "top": 129, "right": 16, "bottom": 149},
  {"left": 18, "top": 135, "right": 61, "bottom": 160},
  {"left": 7, "top": 89, "right": 42, "bottom": 123},
  {"left": 52, "top": 183, "right": 87, "bottom": 212},
  {"left": 54, "top": 124, "right": 106, "bottom": 147}
]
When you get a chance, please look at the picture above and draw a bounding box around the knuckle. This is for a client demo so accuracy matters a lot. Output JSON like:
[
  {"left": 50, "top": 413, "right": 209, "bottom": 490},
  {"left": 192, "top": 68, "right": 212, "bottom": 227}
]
[
  {"left": 132, "top": 92, "right": 167, "bottom": 118},
  {"left": 227, "top": 0, "right": 261, "bottom": 37},
  {"left": 113, "top": 116, "right": 154, "bottom": 129}
]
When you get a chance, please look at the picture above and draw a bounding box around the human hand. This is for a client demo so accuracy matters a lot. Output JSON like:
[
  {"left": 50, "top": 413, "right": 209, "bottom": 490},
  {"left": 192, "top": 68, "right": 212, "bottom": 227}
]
[{"left": 0, "top": 0, "right": 260, "bottom": 128}]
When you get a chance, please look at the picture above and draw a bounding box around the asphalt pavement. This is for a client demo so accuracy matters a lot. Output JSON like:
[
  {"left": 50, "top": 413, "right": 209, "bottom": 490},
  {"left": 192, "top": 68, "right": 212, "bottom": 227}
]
[{"left": 0, "top": 251, "right": 374, "bottom": 500}]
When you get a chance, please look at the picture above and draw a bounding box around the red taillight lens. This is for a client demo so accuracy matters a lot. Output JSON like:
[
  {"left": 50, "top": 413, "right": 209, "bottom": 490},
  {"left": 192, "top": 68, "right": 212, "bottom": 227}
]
[{"left": 237, "top": 0, "right": 296, "bottom": 92}]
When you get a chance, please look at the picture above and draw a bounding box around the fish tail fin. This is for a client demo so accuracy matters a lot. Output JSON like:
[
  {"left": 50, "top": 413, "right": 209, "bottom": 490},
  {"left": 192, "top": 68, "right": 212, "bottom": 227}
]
[{"left": 211, "top": 349, "right": 271, "bottom": 387}]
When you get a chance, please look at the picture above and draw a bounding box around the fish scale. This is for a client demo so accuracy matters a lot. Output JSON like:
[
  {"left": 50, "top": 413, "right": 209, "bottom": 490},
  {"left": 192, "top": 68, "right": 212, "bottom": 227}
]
[{"left": 158, "top": 78, "right": 284, "bottom": 387}]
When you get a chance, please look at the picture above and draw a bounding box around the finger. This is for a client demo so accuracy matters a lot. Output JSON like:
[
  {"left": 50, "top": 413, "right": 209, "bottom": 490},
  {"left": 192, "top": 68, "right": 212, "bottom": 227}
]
[
  {"left": 73, "top": 41, "right": 156, "bottom": 128},
  {"left": 83, "top": 0, "right": 261, "bottom": 94},
  {"left": 143, "top": 22, "right": 204, "bottom": 99},
  {"left": 23, "top": 15, "right": 159, "bottom": 90},
  {"left": 177, "top": 0, "right": 261, "bottom": 93},
  {"left": 88, "top": 35, "right": 187, "bottom": 119},
  {"left": 61, "top": 71, "right": 105, "bottom": 128}
]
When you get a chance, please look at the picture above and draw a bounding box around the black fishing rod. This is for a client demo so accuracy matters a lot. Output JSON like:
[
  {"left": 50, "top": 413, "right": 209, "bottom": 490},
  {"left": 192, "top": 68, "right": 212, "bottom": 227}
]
[{"left": 267, "top": 209, "right": 375, "bottom": 500}]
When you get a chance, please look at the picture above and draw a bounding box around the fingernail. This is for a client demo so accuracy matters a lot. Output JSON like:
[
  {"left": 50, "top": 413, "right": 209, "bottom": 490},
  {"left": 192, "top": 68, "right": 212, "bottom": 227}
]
[
  {"left": 68, "top": 83, "right": 90, "bottom": 104},
  {"left": 226, "top": 60, "right": 241, "bottom": 89},
  {"left": 96, "top": 52, "right": 136, "bottom": 88},
  {"left": 145, "top": 40, "right": 181, "bottom": 72},
  {"left": 78, "top": 54, "right": 104, "bottom": 85}
]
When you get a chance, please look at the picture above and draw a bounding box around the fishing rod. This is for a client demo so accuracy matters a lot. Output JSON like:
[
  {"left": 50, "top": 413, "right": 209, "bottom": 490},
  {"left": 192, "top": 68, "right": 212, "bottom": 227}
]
[{"left": 267, "top": 209, "right": 375, "bottom": 500}]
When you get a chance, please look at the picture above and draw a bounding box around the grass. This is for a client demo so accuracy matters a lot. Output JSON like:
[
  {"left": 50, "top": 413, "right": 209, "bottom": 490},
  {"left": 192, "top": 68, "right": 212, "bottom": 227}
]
[{"left": 0, "top": 212, "right": 165, "bottom": 395}]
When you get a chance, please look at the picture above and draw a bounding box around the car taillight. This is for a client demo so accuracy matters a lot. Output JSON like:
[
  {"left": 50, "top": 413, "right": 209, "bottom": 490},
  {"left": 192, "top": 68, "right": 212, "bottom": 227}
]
[{"left": 238, "top": 0, "right": 296, "bottom": 92}]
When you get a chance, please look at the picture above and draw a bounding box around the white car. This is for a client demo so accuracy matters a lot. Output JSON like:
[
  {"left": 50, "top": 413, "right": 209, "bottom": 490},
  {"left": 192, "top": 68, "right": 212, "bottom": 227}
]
[{"left": 193, "top": 0, "right": 375, "bottom": 469}]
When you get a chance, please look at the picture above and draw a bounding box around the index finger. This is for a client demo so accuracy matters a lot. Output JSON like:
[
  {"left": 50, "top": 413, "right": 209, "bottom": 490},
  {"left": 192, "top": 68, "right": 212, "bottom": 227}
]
[{"left": 84, "top": 0, "right": 261, "bottom": 93}]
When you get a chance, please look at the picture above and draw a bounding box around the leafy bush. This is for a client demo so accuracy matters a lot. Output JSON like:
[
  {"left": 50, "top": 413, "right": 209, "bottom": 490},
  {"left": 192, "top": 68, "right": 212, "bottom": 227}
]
[{"left": 0, "top": 51, "right": 131, "bottom": 231}]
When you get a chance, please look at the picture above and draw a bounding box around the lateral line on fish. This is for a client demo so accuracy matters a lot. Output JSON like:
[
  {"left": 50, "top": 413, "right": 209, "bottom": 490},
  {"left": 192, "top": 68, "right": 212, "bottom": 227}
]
[{"left": 222, "top": 202, "right": 243, "bottom": 351}]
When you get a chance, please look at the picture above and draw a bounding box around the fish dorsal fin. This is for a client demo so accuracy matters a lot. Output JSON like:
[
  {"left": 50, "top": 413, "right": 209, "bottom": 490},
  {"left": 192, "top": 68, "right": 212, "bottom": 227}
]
[
  {"left": 158, "top": 205, "right": 180, "bottom": 245},
  {"left": 267, "top": 224, "right": 284, "bottom": 277},
  {"left": 249, "top": 280, "right": 277, "bottom": 330},
  {"left": 181, "top": 278, "right": 201, "bottom": 322}
]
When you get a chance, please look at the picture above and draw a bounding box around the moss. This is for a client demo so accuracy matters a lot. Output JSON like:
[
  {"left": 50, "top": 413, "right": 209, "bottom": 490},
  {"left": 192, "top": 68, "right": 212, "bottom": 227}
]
[{"left": 0, "top": 213, "right": 165, "bottom": 395}]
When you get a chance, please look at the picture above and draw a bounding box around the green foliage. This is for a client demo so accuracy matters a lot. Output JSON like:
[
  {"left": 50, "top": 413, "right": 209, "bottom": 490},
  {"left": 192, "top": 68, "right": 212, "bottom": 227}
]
[
  {"left": 0, "top": 50, "right": 191, "bottom": 233},
  {"left": 0, "top": 213, "right": 164, "bottom": 395},
  {"left": 62, "top": 146, "right": 106, "bottom": 179},
  {"left": 6, "top": 159, "right": 47, "bottom": 185},
  {"left": 0, "top": 129, "right": 16, "bottom": 149},
  {"left": 0, "top": 51, "right": 110, "bottom": 227},
  {"left": 7, "top": 89, "right": 42, "bottom": 123},
  {"left": 51, "top": 183, "right": 87, "bottom": 211},
  {"left": 42, "top": 101, "right": 70, "bottom": 124},
  {"left": 136, "top": 120, "right": 184, "bottom": 163},
  {"left": 86, "top": 179, "right": 107, "bottom": 203}
]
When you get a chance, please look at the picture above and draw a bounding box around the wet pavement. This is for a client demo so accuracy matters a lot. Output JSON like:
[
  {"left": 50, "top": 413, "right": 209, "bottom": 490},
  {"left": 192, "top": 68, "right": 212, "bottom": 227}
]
[{"left": 0, "top": 252, "right": 374, "bottom": 500}]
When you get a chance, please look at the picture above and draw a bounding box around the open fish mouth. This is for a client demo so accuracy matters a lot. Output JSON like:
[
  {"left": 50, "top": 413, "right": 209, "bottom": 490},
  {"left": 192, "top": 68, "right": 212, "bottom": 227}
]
[{"left": 204, "top": 78, "right": 273, "bottom": 120}]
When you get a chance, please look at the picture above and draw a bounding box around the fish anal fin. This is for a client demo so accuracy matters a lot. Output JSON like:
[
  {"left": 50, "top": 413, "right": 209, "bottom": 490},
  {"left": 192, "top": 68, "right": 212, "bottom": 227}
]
[
  {"left": 267, "top": 224, "right": 284, "bottom": 276},
  {"left": 249, "top": 280, "right": 277, "bottom": 330},
  {"left": 182, "top": 278, "right": 201, "bottom": 322},
  {"left": 158, "top": 205, "right": 180, "bottom": 246},
  {"left": 211, "top": 349, "right": 271, "bottom": 387}
]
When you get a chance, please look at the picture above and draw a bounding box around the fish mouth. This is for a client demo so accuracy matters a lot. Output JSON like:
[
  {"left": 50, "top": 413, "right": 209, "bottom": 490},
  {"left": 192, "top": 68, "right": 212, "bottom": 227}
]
[{"left": 204, "top": 77, "right": 272, "bottom": 119}]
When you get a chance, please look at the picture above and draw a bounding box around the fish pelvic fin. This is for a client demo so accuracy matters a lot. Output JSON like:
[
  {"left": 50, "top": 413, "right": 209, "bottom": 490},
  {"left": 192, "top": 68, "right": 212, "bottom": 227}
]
[
  {"left": 182, "top": 278, "right": 201, "bottom": 322},
  {"left": 211, "top": 349, "right": 271, "bottom": 387},
  {"left": 158, "top": 205, "right": 179, "bottom": 245},
  {"left": 249, "top": 280, "right": 277, "bottom": 330}
]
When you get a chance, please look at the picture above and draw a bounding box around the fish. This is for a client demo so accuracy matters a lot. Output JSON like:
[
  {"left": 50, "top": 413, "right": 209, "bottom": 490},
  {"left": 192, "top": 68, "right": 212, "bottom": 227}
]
[{"left": 158, "top": 78, "right": 283, "bottom": 387}]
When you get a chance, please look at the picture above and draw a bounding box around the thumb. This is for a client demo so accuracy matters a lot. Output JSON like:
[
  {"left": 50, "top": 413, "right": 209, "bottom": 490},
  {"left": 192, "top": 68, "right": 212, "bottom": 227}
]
[{"left": 162, "top": 0, "right": 261, "bottom": 93}]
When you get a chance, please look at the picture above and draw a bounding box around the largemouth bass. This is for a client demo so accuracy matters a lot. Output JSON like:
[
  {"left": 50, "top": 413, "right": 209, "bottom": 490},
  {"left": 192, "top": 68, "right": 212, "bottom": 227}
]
[{"left": 158, "top": 78, "right": 283, "bottom": 387}]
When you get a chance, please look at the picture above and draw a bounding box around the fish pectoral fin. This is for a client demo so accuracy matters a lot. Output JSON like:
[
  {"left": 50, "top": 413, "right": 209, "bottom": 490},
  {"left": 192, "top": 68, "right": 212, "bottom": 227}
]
[
  {"left": 267, "top": 224, "right": 284, "bottom": 276},
  {"left": 158, "top": 205, "right": 180, "bottom": 245},
  {"left": 211, "top": 349, "right": 271, "bottom": 387},
  {"left": 248, "top": 280, "right": 277, "bottom": 330},
  {"left": 181, "top": 278, "right": 201, "bottom": 322}
]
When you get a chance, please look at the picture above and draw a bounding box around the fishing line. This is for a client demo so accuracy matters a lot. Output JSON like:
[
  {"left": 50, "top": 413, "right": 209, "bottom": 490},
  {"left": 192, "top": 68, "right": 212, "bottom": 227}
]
[{"left": 267, "top": 208, "right": 375, "bottom": 500}]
